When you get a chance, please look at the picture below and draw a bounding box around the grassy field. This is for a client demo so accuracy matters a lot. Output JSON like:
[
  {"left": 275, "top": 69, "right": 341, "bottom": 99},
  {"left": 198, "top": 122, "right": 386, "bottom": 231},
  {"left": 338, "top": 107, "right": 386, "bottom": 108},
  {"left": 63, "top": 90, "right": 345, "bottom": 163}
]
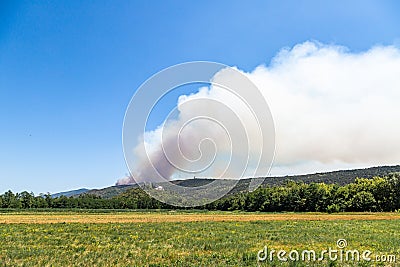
[{"left": 0, "top": 211, "right": 399, "bottom": 266}]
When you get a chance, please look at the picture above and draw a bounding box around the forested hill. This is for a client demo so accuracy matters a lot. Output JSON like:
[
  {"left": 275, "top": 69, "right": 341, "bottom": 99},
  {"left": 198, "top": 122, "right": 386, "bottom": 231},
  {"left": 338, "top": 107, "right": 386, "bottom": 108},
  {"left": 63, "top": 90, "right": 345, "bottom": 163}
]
[
  {"left": 78, "top": 165, "right": 400, "bottom": 199},
  {"left": 262, "top": 165, "right": 400, "bottom": 186},
  {"left": 2, "top": 166, "right": 400, "bottom": 212}
]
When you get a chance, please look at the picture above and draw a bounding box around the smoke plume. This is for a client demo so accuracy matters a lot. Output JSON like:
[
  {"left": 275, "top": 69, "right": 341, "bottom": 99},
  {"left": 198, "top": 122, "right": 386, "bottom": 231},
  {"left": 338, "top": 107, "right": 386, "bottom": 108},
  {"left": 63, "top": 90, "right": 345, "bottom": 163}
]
[{"left": 117, "top": 41, "right": 400, "bottom": 185}]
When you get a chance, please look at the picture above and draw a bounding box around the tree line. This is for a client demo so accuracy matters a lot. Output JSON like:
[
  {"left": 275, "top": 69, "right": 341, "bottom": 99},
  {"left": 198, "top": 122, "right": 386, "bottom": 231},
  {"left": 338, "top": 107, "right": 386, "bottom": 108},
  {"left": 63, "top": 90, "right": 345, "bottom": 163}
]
[
  {"left": 210, "top": 173, "right": 400, "bottom": 213},
  {"left": 1, "top": 173, "right": 399, "bottom": 212}
]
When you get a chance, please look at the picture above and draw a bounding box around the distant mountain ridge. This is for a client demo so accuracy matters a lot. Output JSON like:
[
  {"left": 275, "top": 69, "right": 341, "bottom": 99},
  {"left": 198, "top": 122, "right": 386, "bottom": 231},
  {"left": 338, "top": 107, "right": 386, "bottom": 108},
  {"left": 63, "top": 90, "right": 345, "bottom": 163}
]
[
  {"left": 53, "top": 165, "right": 400, "bottom": 199},
  {"left": 82, "top": 185, "right": 138, "bottom": 199},
  {"left": 51, "top": 188, "right": 90, "bottom": 198}
]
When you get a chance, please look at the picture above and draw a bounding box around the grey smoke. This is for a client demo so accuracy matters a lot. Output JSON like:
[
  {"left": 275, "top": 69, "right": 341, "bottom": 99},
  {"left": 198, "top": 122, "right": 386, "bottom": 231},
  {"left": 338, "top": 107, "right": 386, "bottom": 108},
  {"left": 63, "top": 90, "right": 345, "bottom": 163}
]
[{"left": 117, "top": 41, "right": 400, "bottom": 185}]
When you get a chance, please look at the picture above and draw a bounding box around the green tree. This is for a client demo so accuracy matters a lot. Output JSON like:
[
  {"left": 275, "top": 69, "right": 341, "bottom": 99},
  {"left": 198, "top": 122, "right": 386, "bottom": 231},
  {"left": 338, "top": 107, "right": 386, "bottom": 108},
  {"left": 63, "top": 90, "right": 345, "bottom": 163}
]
[
  {"left": 19, "top": 191, "right": 35, "bottom": 209},
  {"left": 350, "top": 191, "right": 376, "bottom": 211},
  {"left": 2, "top": 190, "right": 21, "bottom": 208}
]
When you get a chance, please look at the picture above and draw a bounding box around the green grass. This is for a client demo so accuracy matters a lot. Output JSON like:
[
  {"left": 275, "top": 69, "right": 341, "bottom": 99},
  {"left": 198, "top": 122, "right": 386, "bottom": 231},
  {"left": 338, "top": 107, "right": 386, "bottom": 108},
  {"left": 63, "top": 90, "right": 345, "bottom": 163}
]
[{"left": 1, "top": 217, "right": 400, "bottom": 266}]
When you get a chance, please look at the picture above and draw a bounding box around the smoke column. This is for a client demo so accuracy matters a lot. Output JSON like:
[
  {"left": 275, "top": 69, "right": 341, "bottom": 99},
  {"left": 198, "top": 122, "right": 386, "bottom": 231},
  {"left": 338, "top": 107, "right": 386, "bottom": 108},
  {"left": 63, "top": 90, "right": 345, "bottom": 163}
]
[{"left": 118, "top": 41, "right": 400, "bottom": 185}]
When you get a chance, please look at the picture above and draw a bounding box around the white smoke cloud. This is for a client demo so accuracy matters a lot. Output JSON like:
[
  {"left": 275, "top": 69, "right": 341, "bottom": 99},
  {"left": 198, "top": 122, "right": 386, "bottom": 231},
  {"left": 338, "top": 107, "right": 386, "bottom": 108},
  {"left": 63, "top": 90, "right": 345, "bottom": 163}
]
[
  {"left": 248, "top": 41, "right": 400, "bottom": 175},
  {"left": 118, "top": 41, "right": 400, "bottom": 184}
]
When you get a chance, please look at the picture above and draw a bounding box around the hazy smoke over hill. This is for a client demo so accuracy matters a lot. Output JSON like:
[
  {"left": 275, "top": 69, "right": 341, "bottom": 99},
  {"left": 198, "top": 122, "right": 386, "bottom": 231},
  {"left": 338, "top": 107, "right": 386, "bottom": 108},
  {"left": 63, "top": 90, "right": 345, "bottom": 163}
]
[{"left": 117, "top": 41, "right": 400, "bottom": 185}]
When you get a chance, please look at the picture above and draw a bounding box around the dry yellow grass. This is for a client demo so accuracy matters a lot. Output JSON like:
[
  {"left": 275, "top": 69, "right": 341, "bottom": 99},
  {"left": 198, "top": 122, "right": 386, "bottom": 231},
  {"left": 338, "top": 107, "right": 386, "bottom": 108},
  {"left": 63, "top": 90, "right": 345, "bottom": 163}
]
[{"left": 1, "top": 212, "right": 400, "bottom": 224}]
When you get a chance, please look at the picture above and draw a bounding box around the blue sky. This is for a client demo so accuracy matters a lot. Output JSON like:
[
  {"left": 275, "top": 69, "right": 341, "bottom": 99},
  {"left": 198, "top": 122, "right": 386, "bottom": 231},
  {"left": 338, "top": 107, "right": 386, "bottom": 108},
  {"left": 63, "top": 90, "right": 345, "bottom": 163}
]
[{"left": 1, "top": 1, "right": 400, "bottom": 194}]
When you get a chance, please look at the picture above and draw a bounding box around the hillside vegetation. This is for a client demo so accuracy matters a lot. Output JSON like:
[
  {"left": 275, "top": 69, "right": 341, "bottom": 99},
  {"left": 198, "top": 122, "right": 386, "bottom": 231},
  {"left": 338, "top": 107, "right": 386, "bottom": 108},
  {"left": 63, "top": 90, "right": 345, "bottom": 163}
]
[
  {"left": 1, "top": 172, "right": 400, "bottom": 213},
  {"left": 79, "top": 165, "right": 400, "bottom": 199}
]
